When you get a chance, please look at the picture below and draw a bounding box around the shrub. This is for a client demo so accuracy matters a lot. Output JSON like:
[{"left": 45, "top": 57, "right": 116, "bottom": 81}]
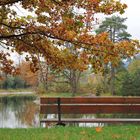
[
  {"left": 120, "top": 69, "right": 140, "bottom": 96},
  {"left": 55, "top": 83, "right": 71, "bottom": 93},
  {"left": 36, "top": 83, "right": 47, "bottom": 94}
]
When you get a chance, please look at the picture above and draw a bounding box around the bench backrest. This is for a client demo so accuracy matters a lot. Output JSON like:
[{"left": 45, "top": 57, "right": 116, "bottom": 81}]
[{"left": 40, "top": 97, "right": 140, "bottom": 114}]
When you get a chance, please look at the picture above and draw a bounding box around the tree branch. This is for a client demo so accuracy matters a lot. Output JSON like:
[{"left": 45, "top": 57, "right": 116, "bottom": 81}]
[
  {"left": 0, "top": 0, "right": 63, "bottom": 6},
  {"left": 0, "top": 32, "right": 37, "bottom": 39},
  {"left": 0, "top": 30, "right": 115, "bottom": 55},
  {"left": 0, "top": 22, "right": 25, "bottom": 30},
  {"left": 0, "top": 0, "right": 23, "bottom": 6}
]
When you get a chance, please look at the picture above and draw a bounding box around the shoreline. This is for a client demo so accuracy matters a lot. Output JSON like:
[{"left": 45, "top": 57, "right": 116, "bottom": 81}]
[{"left": 0, "top": 91, "right": 34, "bottom": 95}]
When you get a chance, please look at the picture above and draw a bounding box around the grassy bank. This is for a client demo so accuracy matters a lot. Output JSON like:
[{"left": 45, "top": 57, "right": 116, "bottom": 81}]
[
  {"left": 0, "top": 125, "right": 140, "bottom": 140},
  {"left": 37, "top": 91, "right": 97, "bottom": 97},
  {"left": 0, "top": 89, "right": 36, "bottom": 98},
  {"left": 0, "top": 93, "right": 37, "bottom": 99},
  {"left": 0, "top": 92, "right": 75, "bottom": 99},
  {"left": 0, "top": 90, "right": 89, "bottom": 98},
  {"left": 0, "top": 88, "right": 110, "bottom": 97},
  {"left": 0, "top": 88, "right": 34, "bottom": 92}
]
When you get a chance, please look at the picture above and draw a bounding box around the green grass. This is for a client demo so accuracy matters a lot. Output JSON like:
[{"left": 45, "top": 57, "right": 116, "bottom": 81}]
[
  {"left": 0, "top": 88, "right": 34, "bottom": 92},
  {"left": 0, "top": 125, "right": 140, "bottom": 140},
  {"left": 39, "top": 92, "right": 74, "bottom": 97},
  {"left": 38, "top": 92, "right": 95, "bottom": 97},
  {"left": 0, "top": 93, "right": 37, "bottom": 98}
]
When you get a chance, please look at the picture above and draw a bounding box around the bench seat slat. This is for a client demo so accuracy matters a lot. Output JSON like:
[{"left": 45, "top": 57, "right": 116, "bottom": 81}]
[
  {"left": 40, "top": 97, "right": 140, "bottom": 104},
  {"left": 40, "top": 104, "right": 140, "bottom": 114},
  {"left": 40, "top": 118, "right": 140, "bottom": 123}
]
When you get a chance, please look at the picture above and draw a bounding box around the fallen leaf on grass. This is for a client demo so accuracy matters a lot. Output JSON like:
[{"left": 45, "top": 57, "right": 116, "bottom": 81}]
[
  {"left": 95, "top": 127, "right": 103, "bottom": 132},
  {"left": 130, "top": 137, "right": 136, "bottom": 140},
  {"left": 80, "top": 131, "right": 86, "bottom": 135},
  {"left": 112, "top": 134, "right": 121, "bottom": 139}
]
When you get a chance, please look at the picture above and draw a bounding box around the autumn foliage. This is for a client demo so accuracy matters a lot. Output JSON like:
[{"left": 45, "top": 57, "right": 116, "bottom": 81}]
[
  {"left": 0, "top": 0, "right": 139, "bottom": 74},
  {"left": 0, "top": 51, "right": 19, "bottom": 77},
  {"left": 19, "top": 61, "right": 38, "bottom": 86}
]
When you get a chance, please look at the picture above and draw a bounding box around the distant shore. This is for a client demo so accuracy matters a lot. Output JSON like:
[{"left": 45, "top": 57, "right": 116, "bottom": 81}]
[{"left": 0, "top": 91, "right": 34, "bottom": 95}]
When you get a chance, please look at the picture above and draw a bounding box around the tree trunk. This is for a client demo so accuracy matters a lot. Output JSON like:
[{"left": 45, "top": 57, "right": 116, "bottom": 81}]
[
  {"left": 70, "top": 70, "right": 79, "bottom": 97},
  {"left": 37, "top": 55, "right": 49, "bottom": 92},
  {"left": 109, "top": 28, "right": 116, "bottom": 95},
  {"left": 103, "top": 64, "right": 109, "bottom": 92},
  {"left": 71, "top": 70, "right": 77, "bottom": 96},
  {"left": 71, "top": 83, "right": 77, "bottom": 96},
  {"left": 45, "top": 66, "right": 49, "bottom": 91},
  {"left": 110, "top": 63, "right": 115, "bottom": 95},
  {"left": 63, "top": 69, "right": 81, "bottom": 97}
]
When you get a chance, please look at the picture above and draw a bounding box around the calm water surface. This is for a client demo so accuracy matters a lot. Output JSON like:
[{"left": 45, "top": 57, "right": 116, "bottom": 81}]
[{"left": 0, "top": 96, "right": 39, "bottom": 128}]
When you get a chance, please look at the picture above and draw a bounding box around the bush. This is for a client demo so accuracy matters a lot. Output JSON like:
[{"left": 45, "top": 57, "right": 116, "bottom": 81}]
[
  {"left": 54, "top": 83, "right": 71, "bottom": 93},
  {"left": 36, "top": 83, "right": 47, "bottom": 94},
  {"left": 78, "top": 83, "right": 96, "bottom": 95},
  {"left": 115, "top": 70, "right": 129, "bottom": 95},
  {"left": 2, "top": 76, "right": 14, "bottom": 89},
  {"left": 120, "top": 69, "right": 140, "bottom": 96},
  {"left": 95, "top": 84, "right": 104, "bottom": 96},
  {"left": 13, "top": 76, "right": 25, "bottom": 89},
  {"left": 1, "top": 75, "right": 27, "bottom": 89}
]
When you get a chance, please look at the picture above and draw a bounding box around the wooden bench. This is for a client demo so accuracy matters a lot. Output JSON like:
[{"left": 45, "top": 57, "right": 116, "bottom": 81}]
[{"left": 40, "top": 97, "right": 140, "bottom": 126}]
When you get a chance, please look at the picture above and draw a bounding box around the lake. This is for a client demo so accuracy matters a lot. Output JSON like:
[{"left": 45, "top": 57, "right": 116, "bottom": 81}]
[{"left": 0, "top": 96, "right": 39, "bottom": 128}]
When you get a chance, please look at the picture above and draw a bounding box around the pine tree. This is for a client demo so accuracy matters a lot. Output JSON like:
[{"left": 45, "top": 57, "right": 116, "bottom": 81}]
[{"left": 96, "top": 16, "right": 131, "bottom": 95}]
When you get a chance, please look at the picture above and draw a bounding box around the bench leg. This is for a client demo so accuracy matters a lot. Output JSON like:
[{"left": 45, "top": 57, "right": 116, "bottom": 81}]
[
  {"left": 40, "top": 121, "right": 42, "bottom": 127},
  {"left": 56, "top": 122, "right": 66, "bottom": 126},
  {"left": 56, "top": 98, "right": 66, "bottom": 126}
]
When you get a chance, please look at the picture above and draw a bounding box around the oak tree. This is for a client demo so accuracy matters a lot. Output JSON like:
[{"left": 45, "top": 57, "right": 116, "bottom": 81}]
[{"left": 0, "top": 0, "right": 139, "bottom": 89}]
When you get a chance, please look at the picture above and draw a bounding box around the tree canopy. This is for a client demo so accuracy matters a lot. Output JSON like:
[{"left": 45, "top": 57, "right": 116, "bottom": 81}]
[
  {"left": 0, "top": 0, "right": 139, "bottom": 75},
  {"left": 96, "top": 16, "right": 131, "bottom": 42}
]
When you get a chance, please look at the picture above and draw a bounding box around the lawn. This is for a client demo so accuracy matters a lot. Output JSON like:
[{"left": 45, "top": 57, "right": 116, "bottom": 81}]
[{"left": 0, "top": 125, "right": 140, "bottom": 140}]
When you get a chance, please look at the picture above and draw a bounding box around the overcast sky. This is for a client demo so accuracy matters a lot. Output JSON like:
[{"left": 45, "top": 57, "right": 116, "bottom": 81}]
[{"left": 121, "top": 0, "right": 140, "bottom": 39}]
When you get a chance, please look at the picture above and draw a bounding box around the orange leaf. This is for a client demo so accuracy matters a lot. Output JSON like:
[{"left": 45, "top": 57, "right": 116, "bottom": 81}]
[{"left": 95, "top": 127, "right": 103, "bottom": 132}]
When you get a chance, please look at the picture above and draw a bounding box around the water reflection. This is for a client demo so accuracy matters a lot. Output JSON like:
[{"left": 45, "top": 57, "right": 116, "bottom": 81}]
[
  {"left": 41, "top": 114, "right": 104, "bottom": 127},
  {"left": 0, "top": 96, "right": 39, "bottom": 128},
  {"left": 41, "top": 113, "right": 140, "bottom": 128}
]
